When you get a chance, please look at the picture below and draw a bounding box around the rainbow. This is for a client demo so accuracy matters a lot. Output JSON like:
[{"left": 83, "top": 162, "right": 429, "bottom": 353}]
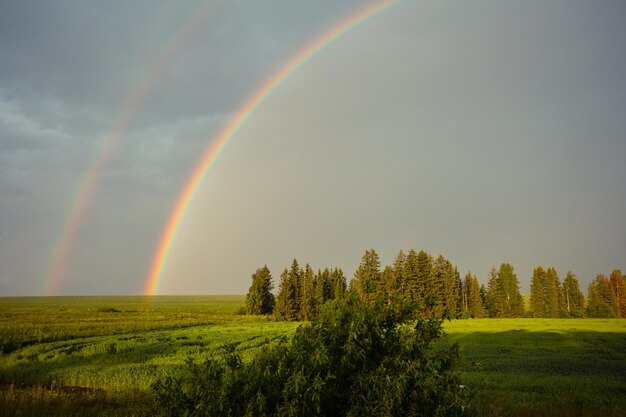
[
  {"left": 43, "top": 1, "right": 218, "bottom": 296},
  {"left": 144, "top": 0, "right": 400, "bottom": 295}
]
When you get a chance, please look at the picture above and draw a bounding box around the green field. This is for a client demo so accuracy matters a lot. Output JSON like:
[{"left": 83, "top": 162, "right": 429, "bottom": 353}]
[{"left": 1, "top": 297, "right": 625, "bottom": 416}]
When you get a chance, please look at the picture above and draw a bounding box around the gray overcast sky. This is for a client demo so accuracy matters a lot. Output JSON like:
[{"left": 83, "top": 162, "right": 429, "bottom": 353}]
[{"left": 1, "top": 0, "right": 625, "bottom": 296}]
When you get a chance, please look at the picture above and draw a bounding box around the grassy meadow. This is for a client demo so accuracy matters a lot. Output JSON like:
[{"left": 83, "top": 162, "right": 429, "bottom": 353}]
[{"left": 1, "top": 296, "right": 625, "bottom": 416}]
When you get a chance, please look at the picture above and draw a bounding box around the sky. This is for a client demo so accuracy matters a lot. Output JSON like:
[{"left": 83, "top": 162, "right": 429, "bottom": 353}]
[{"left": 1, "top": 0, "right": 625, "bottom": 296}]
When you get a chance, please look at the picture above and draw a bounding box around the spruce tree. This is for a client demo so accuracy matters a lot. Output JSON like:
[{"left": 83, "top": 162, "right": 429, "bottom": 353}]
[
  {"left": 354, "top": 249, "right": 382, "bottom": 304},
  {"left": 245, "top": 265, "right": 275, "bottom": 315},
  {"left": 468, "top": 274, "right": 486, "bottom": 318},
  {"left": 330, "top": 268, "right": 346, "bottom": 300},
  {"left": 587, "top": 274, "right": 618, "bottom": 318},
  {"left": 402, "top": 249, "right": 420, "bottom": 303},
  {"left": 530, "top": 267, "right": 547, "bottom": 318},
  {"left": 610, "top": 269, "right": 626, "bottom": 318},
  {"left": 274, "top": 268, "right": 298, "bottom": 321},
  {"left": 485, "top": 266, "right": 501, "bottom": 318},
  {"left": 498, "top": 263, "right": 525, "bottom": 317},
  {"left": 300, "top": 264, "right": 315, "bottom": 320},
  {"left": 562, "top": 271, "right": 585, "bottom": 318},
  {"left": 545, "top": 267, "right": 560, "bottom": 318}
]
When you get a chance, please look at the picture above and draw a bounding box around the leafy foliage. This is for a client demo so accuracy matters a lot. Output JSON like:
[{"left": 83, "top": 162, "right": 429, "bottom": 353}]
[{"left": 152, "top": 297, "right": 469, "bottom": 417}]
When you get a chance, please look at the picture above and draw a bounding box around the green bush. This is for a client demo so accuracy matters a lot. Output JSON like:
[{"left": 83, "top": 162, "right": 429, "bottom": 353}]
[{"left": 151, "top": 297, "right": 469, "bottom": 417}]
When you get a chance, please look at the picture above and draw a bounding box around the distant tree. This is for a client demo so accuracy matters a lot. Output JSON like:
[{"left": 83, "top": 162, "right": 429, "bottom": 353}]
[
  {"left": 487, "top": 264, "right": 524, "bottom": 318},
  {"left": 381, "top": 265, "right": 395, "bottom": 300},
  {"left": 485, "top": 266, "right": 500, "bottom": 318},
  {"left": 587, "top": 274, "right": 618, "bottom": 318},
  {"left": 330, "top": 268, "right": 346, "bottom": 300},
  {"left": 300, "top": 264, "right": 315, "bottom": 320},
  {"left": 245, "top": 265, "right": 275, "bottom": 315},
  {"left": 610, "top": 269, "right": 626, "bottom": 318},
  {"left": 273, "top": 260, "right": 302, "bottom": 321},
  {"left": 391, "top": 250, "right": 406, "bottom": 302},
  {"left": 498, "top": 263, "right": 525, "bottom": 317},
  {"left": 402, "top": 249, "right": 421, "bottom": 303},
  {"left": 416, "top": 250, "right": 433, "bottom": 302},
  {"left": 545, "top": 267, "right": 560, "bottom": 318},
  {"left": 461, "top": 272, "right": 471, "bottom": 314},
  {"left": 315, "top": 268, "right": 331, "bottom": 306},
  {"left": 562, "top": 271, "right": 585, "bottom": 318},
  {"left": 467, "top": 273, "right": 485, "bottom": 318},
  {"left": 530, "top": 267, "right": 547, "bottom": 318},
  {"left": 354, "top": 249, "right": 382, "bottom": 304},
  {"left": 436, "top": 256, "right": 459, "bottom": 318}
]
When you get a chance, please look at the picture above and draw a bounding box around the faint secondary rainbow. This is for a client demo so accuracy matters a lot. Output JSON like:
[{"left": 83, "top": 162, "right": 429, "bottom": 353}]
[
  {"left": 144, "top": 0, "right": 400, "bottom": 295},
  {"left": 43, "top": 1, "right": 218, "bottom": 296}
]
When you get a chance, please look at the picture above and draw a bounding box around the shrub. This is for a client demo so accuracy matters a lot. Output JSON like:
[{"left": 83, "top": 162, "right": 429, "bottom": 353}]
[{"left": 152, "top": 296, "right": 469, "bottom": 417}]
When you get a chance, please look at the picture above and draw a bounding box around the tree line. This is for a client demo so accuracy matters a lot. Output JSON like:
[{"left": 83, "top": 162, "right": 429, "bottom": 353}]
[{"left": 245, "top": 249, "right": 626, "bottom": 320}]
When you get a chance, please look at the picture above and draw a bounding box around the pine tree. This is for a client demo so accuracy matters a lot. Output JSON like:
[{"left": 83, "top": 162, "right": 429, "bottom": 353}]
[
  {"left": 381, "top": 265, "right": 395, "bottom": 300},
  {"left": 300, "top": 264, "right": 315, "bottom": 320},
  {"left": 438, "top": 257, "right": 459, "bottom": 318},
  {"left": 402, "top": 249, "right": 420, "bottom": 303},
  {"left": 562, "top": 271, "right": 585, "bottom": 318},
  {"left": 461, "top": 272, "right": 472, "bottom": 314},
  {"left": 354, "top": 249, "right": 382, "bottom": 304},
  {"left": 315, "top": 268, "right": 331, "bottom": 305},
  {"left": 545, "top": 267, "right": 560, "bottom": 318},
  {"left": 274, "top": 268, "right": 298, "bottom": 321},
  {"left": 485, "top": 266, "right": 501, "bottom": 318},
  {"left": 499, "top": 263, "right": 525, "bottom": 317},
  {"left": 587, "top": 274, "right": 618, "bottom": 318},
  {"left": 530, "top": 267, "right": 547, "bottom": 318},
  {"left": 330, "top": 268, "right": 346, "bottom": 300},
  {"left": 610, "top": 269, "right": 626, "bottom": 318},
  {"left": 417, "top": 250, "right": 433, "bottom": 302},
  {"left": 468, "top": 274, "right": 486, "bottom": 318},
  {"left": 245, "top": 265, "right": 275, "bottom": 315}
]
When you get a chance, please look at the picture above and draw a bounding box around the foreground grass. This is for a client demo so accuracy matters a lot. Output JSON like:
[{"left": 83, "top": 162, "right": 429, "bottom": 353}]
[
  {"left": 445, "top": 319, "right": 626, "bottom": 417},
  {"left": 1, "top": 297, "right": 625, "bottom": 416}
]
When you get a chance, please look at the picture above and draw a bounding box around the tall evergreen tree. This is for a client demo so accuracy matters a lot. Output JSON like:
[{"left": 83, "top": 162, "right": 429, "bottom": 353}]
[
  {"left": 587, "top": 274, "right": 618, "bottom": 318},
  {"left": 417, "top": 250, "right": 433, "bottom": 302},
  {"left": 381, "top": 265, "right": 395, "bottom": 300},
  {"left": 300, "top": 264, "right": 315, "bottom": 320},
  {"left": 245, "top": 265, "right": 275, "bottom": 315},
  {"left": 315, "top": 268, "right": 331, "bottom": 305},
  {"left": 467, "top": 273, "right": 486, "bottom": 318},
  {"left": 610, "top": 269, "right": 626, "bottom": 318},
  {"left": 402, "top": 249, "right": 421, "bottom": 303},
  {"left": 562, "top": 271, "right": 585, "bottom": 318},
  {"left": 438, "top": 257, "right": 459, "bottom": 318},
  {"left": 274, "top": 268, "right": 299, "bottom": 321},
  {"left": 545, "top": 267, "right": 560, "bottom": 318},
  {"left": 354, "top": 249, "right": 382, "bottom": 304},
  {"left": 530, "top": 267, "right": 547, "bottom": 318},
  {"left": 485, "top": 266, "right": 500, "bottom": 318},
  {"left": 498, "top": 263, "right": 525, "bottom": 317},
  {"left": 391, "top": 250, "right": 406, "bottom": 301},
  {"left": 330, "top": 267, "right": 346, "bottom": 300},
  {"left": 461, "top": 272, "right": 472, "bottom": 313},
  {"left": 487, "top": 264, "right": 524, "bottom": 318}
]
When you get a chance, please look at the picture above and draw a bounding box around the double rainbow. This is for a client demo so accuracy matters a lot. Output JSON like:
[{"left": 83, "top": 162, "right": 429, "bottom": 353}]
[
  {"left": 43, "top": 1, "right": 218, "bottom": 295},
  {"left": 144, "top": 0, "right": 400, "bottom": 295}
]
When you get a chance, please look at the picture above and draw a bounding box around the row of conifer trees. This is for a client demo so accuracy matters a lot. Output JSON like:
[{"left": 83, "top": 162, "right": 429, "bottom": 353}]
[{"left": 245, "top": 249, "right": 626, "bottom": 320}]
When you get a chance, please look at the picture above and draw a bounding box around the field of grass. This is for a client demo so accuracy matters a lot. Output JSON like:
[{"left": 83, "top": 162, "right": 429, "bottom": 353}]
[
  {"left": 445, "top": 319, "right": 626, "bottom": 417},
  {"left": 1, "top": 296, "right": 625, "bottom": 416}
]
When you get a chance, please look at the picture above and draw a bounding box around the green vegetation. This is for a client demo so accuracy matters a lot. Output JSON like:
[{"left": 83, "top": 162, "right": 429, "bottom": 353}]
[
  {"left": 445, "top": 319, "right": 626, "bottom": 417},
  {"left": 153, "top": 297, "right": 468, "bottom": 417},
  {"left": 1, "top": 296, "right": 625, "bottom": 416}
]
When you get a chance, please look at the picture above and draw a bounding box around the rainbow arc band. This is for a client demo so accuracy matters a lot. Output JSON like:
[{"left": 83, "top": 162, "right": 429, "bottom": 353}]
[
  {"left": 43, "top": 1, "right": 218, "bottom": 295},
  {"left": 144, "top": 0, "right": 400, "bottom": 296}
]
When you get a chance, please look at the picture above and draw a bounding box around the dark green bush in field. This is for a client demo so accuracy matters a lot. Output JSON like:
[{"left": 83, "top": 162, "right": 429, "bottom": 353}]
[{"left": 151, "top": 297, "right": 469, "bottom": 417}]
